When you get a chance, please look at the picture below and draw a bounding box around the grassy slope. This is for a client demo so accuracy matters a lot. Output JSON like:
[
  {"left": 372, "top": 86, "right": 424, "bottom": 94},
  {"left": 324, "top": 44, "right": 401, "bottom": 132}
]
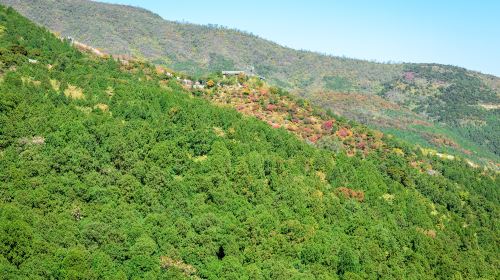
[{"left": 0, "top": 6, "right": 499, "bottom": 279}]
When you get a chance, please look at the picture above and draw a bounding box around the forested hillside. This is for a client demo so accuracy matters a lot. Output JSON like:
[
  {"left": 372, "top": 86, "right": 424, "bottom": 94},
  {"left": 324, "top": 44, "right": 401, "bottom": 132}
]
[
  {"left": 310, "top": 64, "right": 500, "bottom": 167},
  {"left": 0, "top": 6, "right": 499, "bottom": 279},
  {"left": 2, "top": 0, "right": 499, "bottom": 167}
]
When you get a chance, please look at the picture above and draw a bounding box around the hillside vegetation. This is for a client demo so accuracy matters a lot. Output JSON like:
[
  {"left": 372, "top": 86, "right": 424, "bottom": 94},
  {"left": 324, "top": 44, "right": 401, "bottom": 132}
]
[
  {"left": 1, "top": 6, "right": 499, "bottom": 279},
  {"left": 189, "top": 73, "right": 500, "bottom": 169},
  {"left": 2, "top": 0, "right": 499, "bottom": 167}
]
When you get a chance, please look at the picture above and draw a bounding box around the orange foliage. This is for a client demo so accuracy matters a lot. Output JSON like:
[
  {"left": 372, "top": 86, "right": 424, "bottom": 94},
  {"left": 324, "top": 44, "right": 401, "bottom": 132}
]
[
  {"left": 160, "top": 256, "right": 196, "bottom": 276},
  {"left": 266, "top": 104, "right": 277, "bottom": 111},
  {"left": 416, "top": 227, "right": 437, "bottom": 238},
  {"left": 309, "top": 134, "right": 321, "bottom": 143},
  {"left": 430, "top": 135, "right": 459, "bottom": 148},
  {"left": 336, "top": 127, "right": 353, "bottom": 138},
  {"left": 336, "top": 187, "right": 365, "bottom": 202},
  {"left": 155, "top": 65, "right": 166, "bottom": 75}
]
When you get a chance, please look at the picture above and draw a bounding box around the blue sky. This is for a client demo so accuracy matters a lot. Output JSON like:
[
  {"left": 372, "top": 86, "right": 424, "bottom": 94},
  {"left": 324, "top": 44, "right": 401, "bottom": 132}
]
[{"left": 99, "top": 0, "right": 500, "bottom": 76}]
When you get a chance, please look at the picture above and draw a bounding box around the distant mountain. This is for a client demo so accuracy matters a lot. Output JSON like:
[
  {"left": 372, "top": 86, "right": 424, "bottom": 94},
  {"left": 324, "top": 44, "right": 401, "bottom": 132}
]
[
  {"left": 0, "top": 0, "right": 402, "bottom": 89},
  {"left": 3, "top": 0, "right": 498, "bottom": 165}
]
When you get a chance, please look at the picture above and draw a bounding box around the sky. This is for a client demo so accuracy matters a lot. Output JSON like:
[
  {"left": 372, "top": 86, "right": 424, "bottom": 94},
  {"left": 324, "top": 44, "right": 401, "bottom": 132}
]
[{"left": 99, "top": 0, "right": 500, "bottom": 76}]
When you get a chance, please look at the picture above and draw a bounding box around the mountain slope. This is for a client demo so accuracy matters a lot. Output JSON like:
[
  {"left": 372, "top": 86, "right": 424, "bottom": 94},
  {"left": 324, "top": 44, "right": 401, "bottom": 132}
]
[
  {"left": 2, "top": 0, "right": 498, "bottom": 166},
  {"left": 1, "top": 6, "right": 499, "bottom": 279},
  {"left": 0, "top": 0, "right": 403, "bottom": 90}
]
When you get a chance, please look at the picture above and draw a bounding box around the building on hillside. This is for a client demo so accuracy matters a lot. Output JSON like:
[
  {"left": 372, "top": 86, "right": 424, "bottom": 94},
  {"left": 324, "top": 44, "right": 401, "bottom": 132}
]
[
  {"left": 66, "top": 36, "right": 75, "bottom": 45},
  {"left": 222, "top": 70, "right": 245, "bottom": 77},
  {"left": 222, "top": 70, "right": 265, "bottom": 80},
  {"left": 193, "top": 82, "right": 205, "bottom": 89},
  {"left": 182, "top": 79, "right": 193, "bottom": 86}
]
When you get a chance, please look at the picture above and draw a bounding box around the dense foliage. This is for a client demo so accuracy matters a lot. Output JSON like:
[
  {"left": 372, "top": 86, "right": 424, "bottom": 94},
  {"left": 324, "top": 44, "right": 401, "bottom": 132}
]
[
  {"left": 0, "top": 6, "right": 499, "bottom": 279},
  {"left": 3, "top": 0, "right": 500, "bottom": 167}
]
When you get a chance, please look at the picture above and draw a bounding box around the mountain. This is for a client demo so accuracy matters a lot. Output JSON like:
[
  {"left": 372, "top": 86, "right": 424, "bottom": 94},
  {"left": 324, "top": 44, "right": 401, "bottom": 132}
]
[
  {"left": 0, "top": 5, "right": 499, "bottom": 279},
  {"left": 2, "top": 0, "right": 499, "bottom": 167},
  {"left": 0, "top": 0, "right": 402, "bottom": 89}
]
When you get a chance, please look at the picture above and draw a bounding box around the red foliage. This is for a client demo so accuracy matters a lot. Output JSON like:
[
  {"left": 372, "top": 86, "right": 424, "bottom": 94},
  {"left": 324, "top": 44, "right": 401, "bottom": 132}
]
[
  {"left": 336, "top": 187, "right": 365, "bottom": 202},
  {"left": 267, "top": 104, "right": 277, "bottom": 111},
  {"left": 403, "top": 71, "right": 415, "bottom": 81},
  {"left": 336, "top": 127, "right": 352, "bottom": 138},
  {"left": 322, "top": 120, "right": 335, "bottom": 130},
  {"left": 356, "top": 141, "right": 367, "bottom": 150}
]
